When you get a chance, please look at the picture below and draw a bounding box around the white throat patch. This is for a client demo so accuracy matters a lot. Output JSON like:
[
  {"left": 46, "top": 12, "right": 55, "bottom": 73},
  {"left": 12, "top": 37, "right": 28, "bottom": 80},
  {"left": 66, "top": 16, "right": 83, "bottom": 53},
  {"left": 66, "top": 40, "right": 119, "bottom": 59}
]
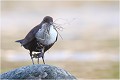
[{"left": 35, "top": 24, "right": 58, "bottom": 45}]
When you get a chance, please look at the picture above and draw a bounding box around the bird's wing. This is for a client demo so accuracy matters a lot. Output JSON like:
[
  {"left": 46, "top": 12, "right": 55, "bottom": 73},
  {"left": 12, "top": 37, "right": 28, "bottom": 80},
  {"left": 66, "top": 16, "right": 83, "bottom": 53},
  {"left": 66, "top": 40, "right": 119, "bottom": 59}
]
[{"left": 21, "top": 24, "right": 42, "bottom": 45}]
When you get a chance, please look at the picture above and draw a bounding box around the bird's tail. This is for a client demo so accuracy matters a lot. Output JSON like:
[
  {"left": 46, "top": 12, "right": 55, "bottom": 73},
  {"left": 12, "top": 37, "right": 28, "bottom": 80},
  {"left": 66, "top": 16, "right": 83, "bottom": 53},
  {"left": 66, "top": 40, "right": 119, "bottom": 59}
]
[{"left": 15, "top": 39, "right": 24, "bottom": 46}]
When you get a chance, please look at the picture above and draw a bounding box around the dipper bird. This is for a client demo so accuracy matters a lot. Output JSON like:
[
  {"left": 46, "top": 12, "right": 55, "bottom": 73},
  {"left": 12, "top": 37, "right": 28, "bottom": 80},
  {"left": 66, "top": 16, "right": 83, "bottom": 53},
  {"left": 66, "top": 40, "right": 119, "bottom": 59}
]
[{"left": 16, "top": 16, "right": 58, "bottom": 64}]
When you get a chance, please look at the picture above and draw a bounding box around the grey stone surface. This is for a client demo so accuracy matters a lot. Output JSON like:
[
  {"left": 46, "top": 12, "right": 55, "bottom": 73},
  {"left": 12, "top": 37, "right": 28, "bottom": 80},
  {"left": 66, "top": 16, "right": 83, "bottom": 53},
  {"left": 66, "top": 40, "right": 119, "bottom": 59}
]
[{"left": 0, "top": 64, "right": 76, "bottom": 79}]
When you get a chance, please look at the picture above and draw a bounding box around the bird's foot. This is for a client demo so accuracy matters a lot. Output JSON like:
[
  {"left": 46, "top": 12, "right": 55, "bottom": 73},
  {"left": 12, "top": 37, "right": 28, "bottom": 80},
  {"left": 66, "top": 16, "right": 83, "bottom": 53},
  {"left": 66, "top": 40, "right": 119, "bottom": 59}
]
[{"left": 37, "top": 52, "right": 44, "bottom": 64}]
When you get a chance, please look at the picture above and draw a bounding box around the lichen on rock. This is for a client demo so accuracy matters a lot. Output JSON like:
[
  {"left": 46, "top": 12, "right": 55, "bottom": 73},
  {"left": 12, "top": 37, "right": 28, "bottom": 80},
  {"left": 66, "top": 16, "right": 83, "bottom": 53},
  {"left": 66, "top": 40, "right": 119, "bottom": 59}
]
[{"left": 0, "top": 64, "right": 76, "bottom": 79}]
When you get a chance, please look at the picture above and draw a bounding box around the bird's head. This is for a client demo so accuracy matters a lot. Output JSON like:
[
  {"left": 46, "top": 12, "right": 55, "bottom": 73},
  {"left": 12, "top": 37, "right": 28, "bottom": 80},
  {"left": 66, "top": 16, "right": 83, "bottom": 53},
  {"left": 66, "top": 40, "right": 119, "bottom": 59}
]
[
  {"left": 41, "top": 16, "right": 54, "bottom": 35},
  {"left": 42, "top": 16, "right": 53, "bottom": 24},
  {"left": 40, "top": 16, "right": 63, "bottom": 39}
]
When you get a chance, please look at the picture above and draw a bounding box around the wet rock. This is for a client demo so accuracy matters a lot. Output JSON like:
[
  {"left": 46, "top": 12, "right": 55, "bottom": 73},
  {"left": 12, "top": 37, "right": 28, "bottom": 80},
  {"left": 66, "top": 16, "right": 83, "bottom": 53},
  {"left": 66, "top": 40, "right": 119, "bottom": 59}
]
[{"left": 0, "top": 64, "right": 76, "bottom": 79}]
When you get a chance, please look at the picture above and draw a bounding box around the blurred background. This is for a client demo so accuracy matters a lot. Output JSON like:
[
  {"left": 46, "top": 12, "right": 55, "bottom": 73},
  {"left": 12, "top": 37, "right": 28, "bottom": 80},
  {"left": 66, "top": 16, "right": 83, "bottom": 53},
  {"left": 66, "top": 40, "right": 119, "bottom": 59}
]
[{"left": 1, "top": 1, "right": 119, "bottom": 79}]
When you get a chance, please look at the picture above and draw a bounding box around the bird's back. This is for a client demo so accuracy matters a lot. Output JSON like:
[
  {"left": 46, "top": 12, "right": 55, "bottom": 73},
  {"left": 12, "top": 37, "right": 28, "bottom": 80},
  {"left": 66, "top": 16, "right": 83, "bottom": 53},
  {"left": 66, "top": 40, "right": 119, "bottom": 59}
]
[{"left": 16, "top": 23, "right": 42, "bottom": 46}]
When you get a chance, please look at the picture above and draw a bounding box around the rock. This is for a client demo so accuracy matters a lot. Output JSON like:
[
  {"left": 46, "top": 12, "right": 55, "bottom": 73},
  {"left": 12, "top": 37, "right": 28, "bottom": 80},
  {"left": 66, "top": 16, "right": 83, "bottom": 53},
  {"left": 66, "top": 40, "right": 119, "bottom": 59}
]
[{"left": 0, "top": 64, "right": 76, "bottom": 79}]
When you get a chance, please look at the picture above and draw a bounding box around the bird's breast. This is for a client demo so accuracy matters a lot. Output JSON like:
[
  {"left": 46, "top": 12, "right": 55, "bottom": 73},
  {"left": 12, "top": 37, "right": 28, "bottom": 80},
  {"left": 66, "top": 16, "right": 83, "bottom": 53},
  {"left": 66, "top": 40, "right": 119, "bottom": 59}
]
[{"left": 35, "top": 25, "right": 58, "bottom": 45}]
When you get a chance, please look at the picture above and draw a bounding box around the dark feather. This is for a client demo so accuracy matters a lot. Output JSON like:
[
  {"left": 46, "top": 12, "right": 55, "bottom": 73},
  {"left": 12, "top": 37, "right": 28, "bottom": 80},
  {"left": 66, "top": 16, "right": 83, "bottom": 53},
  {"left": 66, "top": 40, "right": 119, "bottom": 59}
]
[
  {"left": 21, "top": 24, "right": 42, "bottom": 46},
  {"left": 16, "top": 16, "right": 58, "bottom": 64}
]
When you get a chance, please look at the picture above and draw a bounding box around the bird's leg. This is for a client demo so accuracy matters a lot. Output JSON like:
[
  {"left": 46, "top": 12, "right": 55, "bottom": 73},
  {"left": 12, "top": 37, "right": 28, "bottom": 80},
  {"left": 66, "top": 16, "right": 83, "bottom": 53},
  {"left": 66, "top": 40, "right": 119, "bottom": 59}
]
[
  {"left": 37, "top": 49, "right": 42, "bottom": 64},
  {"left": 38, "top": 52, "right": 45, "bottom": 64},
  {"left": 38, "top": 57, "right": 39, "bottom": 64},
  {"left": 42, "top": 55, "right": 45, "bottom": 64},
  {"left": 31, "top": 57, "right": 34, "bottom": 65},
  {"left": 41, "top": 47, "right": 45, "bottom": 64},
  {"left": 37, "top": 47, "right": 45, "bottom": 64},
  {"left": 32, "top": 53, "right": 40, "bottom": 64},
  {"left": 29, "top": 51, "right": 34, "bottom": 65}
]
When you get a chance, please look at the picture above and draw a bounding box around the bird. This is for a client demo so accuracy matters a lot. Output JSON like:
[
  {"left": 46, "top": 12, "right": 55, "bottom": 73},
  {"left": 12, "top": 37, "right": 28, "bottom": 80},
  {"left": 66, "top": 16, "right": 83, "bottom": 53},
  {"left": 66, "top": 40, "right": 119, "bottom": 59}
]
[{"left": 16, "top": 16, "right": 58, "bottom": 64}]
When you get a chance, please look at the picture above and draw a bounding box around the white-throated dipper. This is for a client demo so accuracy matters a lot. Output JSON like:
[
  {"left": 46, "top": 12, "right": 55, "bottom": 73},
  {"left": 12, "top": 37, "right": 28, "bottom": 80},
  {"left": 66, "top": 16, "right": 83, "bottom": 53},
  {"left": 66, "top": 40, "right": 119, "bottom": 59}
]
[{"left": 16, "top": 16, "right": 58, "bottom": 64}]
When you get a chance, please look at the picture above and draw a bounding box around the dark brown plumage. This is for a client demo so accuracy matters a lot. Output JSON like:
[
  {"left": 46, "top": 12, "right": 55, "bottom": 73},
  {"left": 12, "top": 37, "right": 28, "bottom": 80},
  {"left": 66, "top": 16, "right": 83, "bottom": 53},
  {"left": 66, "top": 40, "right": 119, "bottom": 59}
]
[{"left": 16, "top": 16, "right": 58, "bottom": 64}]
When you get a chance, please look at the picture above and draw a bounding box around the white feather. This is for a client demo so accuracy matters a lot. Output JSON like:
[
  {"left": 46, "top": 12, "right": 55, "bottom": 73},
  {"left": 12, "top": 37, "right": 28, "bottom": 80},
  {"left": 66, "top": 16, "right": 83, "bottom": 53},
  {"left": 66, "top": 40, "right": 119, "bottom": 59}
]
[{"left": 35, "top": 24, "right": 57, "bottom": 45}]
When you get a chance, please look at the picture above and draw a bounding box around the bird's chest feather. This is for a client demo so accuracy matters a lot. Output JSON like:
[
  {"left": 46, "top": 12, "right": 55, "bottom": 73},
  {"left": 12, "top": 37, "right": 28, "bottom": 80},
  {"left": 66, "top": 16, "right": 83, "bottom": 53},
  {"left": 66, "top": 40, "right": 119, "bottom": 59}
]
[{"left": 35, "top": 25, "right": 57, "bottom": 45}]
